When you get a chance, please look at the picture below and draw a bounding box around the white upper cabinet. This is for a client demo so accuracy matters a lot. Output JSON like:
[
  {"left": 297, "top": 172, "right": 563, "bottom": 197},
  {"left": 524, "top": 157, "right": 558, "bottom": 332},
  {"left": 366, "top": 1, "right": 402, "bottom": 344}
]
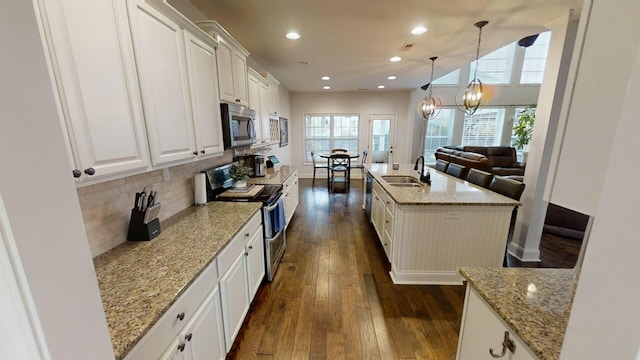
[
  {"left": 127, "top": 0, "right": 197, "bottom": 166},
  {"left": 37, "top": 0, "right": 150, "bottom": 181},
  {"left": 184, "top": 32, "right": 224, "bottom": 158},
  {"left": 196, "top": 21, "right": 250, "bottom": 107},
  {"left": 260, "top": 72, "right": 280, "bottom": 116},
  {"left": 247, "top": 67, "right": 273, "bottom": 145}
]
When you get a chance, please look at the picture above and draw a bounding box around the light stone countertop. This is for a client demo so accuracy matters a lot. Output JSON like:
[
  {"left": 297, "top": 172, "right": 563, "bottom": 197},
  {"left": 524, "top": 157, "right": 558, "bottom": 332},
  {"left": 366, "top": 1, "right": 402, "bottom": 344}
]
[
  {"left": 366, "top": 163, "right": 519, "bottom": 206},
  {"left": 93, "top": 201, "right": 262, "bottom": 359},
  {"left": 247, "top": 164, "right": 298, "bottom": 185},
  {"left": 459, "top": 267, "right": 578, "bottom": 360}
]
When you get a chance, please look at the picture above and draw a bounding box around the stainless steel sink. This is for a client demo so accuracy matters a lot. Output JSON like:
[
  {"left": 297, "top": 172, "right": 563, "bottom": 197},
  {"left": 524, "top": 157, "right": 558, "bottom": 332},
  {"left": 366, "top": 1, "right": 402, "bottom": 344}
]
[
  {"left": 382, "top": 176, "right": 421, "bottom": 184},
  {"left": 382, "top": 176, "right": 423, "bottom": 187},
  {"left": 387, "top": 183, "right": 423, "bottom": 187}
]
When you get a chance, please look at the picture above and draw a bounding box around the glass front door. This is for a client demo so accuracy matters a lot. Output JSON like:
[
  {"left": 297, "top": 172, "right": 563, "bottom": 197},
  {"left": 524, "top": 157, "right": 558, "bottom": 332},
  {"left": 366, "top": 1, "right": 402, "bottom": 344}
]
[{"left": 369, "top": 115, "right": 395, "bottom": 163}]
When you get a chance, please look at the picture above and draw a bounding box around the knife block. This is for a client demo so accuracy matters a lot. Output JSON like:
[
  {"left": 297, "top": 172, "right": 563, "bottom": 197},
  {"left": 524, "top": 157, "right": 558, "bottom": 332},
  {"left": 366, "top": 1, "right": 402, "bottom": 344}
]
[{"left": 127, "top": 207, "right": 161, "bottom": 241}]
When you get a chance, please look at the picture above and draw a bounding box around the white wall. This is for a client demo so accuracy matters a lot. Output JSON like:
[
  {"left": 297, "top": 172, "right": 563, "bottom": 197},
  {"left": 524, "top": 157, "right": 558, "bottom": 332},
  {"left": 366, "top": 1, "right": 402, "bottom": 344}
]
[
  {"left": 290, "top": 91, "right": 413, "bottom": 178},
  {"left": 561, "top": 22, "right": 640, "bottom": 359},
  {"left": 549, "top": 0, "right": 640, "bottom": 216},
  {"left": 0, "top": 1, "right": 113, "bottom": 358}
]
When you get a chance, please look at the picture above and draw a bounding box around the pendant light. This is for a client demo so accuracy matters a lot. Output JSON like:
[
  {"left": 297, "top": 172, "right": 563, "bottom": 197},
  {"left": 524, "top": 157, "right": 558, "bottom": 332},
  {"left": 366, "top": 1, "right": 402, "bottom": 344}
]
[
  {"left": 458, "top": 20, "right": 489, "bottom": 115},
  {"left": 417, "top": 56, "right": 441, "bottom": 120}
]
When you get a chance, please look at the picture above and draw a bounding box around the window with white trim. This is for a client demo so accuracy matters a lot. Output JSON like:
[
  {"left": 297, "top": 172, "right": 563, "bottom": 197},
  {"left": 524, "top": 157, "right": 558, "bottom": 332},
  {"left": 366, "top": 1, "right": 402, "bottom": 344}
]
[
  {"left": 432, "top": 69, "right": 460, "bottom": 85},
  {"left": 305, "top": 114, "right": 359, "bottom": 161},
  {"left": 469, "top": 43, "right": 516, "bottom": 84},
  {"left": 423, "top": 108, "right": 455, "bottom": 162},
  {"left": 462, "top": 108, "right": 506, "bottom": 146},
  {"left": 520, "top": 31, "right": 551, "bottom": 84}
]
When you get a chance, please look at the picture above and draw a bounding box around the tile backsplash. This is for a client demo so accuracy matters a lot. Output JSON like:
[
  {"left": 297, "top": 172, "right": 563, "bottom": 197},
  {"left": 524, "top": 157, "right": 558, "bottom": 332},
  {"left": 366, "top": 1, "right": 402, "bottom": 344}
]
[{"left": 78, "top": 154, "right": 232, "bottom": 256}]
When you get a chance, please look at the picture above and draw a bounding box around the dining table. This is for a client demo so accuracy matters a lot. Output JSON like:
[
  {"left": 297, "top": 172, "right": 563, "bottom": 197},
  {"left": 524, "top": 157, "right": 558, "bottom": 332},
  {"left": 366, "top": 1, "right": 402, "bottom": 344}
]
[{"left": 318, "top": 152, "right": 360, "bottom": 190}]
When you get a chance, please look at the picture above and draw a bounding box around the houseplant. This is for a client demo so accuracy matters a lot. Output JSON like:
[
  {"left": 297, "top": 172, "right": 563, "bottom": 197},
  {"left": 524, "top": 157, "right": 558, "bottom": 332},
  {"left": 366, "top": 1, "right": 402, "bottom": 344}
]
[
  {"left": 513, "top": 105, "right": 536, "bottom": 161},
  {"left": 230, "top": 160, "right": 254, "bottom": 188}
]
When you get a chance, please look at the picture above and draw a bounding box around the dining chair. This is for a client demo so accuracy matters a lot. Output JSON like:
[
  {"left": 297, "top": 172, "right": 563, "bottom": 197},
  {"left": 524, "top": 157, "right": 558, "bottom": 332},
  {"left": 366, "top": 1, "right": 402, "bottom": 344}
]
[
  {"left": 466, "top": 168, "right": 493, "bottom": 189},
  {"left": 329, "top": 153, "right": 351, "bottom": 192},
  {"left": 446, "top": 163, "right": 468, "bottom": 179},
  {"left": 489, "top": 176, "right": 526, "bottom": 266},
  {"left": 349, "top": 150, "right": 367, "bottom": 178},
  {"left": 311, "top": 151, "right": 329, "bottom": 186},
  {"left": 434, "top": 159, "right": 449, "bottom": 173}
]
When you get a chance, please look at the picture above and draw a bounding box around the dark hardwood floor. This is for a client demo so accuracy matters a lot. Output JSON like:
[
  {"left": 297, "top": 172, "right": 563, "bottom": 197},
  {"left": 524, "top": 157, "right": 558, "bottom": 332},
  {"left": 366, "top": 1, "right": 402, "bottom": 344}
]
[{"left": 227, "top": 178, "right": 581, "bottom": 359}]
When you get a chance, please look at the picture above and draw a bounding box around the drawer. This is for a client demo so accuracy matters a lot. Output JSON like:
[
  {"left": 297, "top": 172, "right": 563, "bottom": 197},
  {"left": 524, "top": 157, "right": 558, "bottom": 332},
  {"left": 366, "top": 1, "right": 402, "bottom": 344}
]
[
  {"left": 125, "top": 258, "right": 218, "bottom": 360},
  {"left": 217, "top": 211, "right": 262, "bottom": 275},
  {"left": 283, "top": 168, "right": 298, "bottom": 189}
]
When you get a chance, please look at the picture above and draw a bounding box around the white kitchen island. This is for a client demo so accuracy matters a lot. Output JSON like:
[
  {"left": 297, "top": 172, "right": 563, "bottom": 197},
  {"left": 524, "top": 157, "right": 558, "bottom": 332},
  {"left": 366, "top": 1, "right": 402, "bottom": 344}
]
[{"left": 366, "top": 164, "right": 519, "bottom": 285}]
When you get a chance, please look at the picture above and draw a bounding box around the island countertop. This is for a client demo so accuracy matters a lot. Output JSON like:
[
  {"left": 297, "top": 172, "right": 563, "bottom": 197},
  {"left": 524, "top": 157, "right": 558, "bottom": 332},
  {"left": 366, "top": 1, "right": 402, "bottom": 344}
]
[
  {"left": 93, "top": 201, "right": 262, "bottom": 359},
  {"left": 366, "top": 163, "right": 519, "bottom": 206},
  {"left": 247, "top": 164, "right": 298, "bottom": 185},
  {"left": 459, "top": 267, "right": 578, "bottom": 360}
]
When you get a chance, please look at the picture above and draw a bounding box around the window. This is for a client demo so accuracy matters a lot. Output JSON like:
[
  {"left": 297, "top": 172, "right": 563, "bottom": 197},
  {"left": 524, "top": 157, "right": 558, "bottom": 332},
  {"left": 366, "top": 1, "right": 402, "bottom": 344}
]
[
  {"left": 305, "top": 114, "right": 359, "bottom": 161},
  {"left": 520, "top": 31, "right": 551, "bottom": 84},
  {"left": 424, "top": 108, "right": 455, "bottom": 162},
  {"left": 432, "top": 69, "right": 460, "bottom": 85},
  {"left": 462, "top": 108, "right": 505, "bottom": 146},
  {"left": 469, "top": 43, "right": 516, "bottom": 84},
  {"left": 510, "top": 107, "right": 527, "bottom": 147}
]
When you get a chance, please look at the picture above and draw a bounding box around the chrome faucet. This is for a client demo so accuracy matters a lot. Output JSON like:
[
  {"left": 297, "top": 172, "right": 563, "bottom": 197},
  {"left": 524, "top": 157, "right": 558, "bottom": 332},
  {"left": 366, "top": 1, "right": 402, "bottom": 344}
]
[{"left": 414, "top": 156, "right": 431, "bottom": 185}]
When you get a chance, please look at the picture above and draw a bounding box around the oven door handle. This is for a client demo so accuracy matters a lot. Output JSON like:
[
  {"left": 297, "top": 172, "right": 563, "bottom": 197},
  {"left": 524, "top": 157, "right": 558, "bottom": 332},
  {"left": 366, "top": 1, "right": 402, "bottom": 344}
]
[{"left": 265, "top": 195, "right": 283, "bottom": 212}]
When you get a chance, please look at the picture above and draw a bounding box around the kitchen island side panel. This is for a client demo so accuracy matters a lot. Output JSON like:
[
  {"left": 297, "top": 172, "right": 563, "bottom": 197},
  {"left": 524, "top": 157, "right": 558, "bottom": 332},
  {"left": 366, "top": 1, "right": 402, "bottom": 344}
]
[{"left": 391, "top": 205, "right": 512, "bottom": 284}]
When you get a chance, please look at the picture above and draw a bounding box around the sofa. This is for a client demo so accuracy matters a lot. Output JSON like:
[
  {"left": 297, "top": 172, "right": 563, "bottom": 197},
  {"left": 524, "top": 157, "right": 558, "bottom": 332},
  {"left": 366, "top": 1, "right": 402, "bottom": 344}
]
[{"left": 436, "top": 146, "right": 525, "bottom": 176}]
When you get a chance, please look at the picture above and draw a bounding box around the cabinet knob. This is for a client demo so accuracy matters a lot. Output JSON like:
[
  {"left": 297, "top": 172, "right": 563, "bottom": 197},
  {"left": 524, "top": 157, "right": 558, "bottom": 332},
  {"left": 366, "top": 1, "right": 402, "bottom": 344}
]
[
  {"left": 178, "top": 343, "right": 185, "bottom": 352},
  {"left": 192, "top": 151, "right": 198, "bottom": 156},
  {"left": 245, "top": 233, "right": 249, "bottom": 238},
  {"left": 235, "top": 99, "right": 241, "bottom": 102},
  {"left": 177, "top": 312, "right": 185, "bottom": 321},
  {"left": 248, "top": 245, "right": 253, "bottom": 250},
  {"left": 200, "top": 149, "right": 206, "bottom": 154},
  {"left": 185, "top": 333, "right": 192, "bottom": 342},
  {"left": 245, "top": 252, "right": 249, "bottom": 256},
  {"left": 72, "top": 169, "right": 82, "bottom": 178},
  {"left": 84, "top": 167, "right": 95, "bottom": 176}
]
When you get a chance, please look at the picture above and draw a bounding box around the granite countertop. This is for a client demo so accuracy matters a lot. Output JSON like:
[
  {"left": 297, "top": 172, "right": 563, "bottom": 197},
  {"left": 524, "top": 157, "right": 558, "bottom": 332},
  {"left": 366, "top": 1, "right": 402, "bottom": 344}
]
[
  {"left": 93, "top": 201, "right": 262, "bottom": 359},
  {"left": 247, "top": 164, "right": 298, "bottom": 185},
  {"left": 459, "top": 267, "right": 578, "bottom": 360},
  {"left": 366, "top": 163, "right": 519, "bottom": 206}
]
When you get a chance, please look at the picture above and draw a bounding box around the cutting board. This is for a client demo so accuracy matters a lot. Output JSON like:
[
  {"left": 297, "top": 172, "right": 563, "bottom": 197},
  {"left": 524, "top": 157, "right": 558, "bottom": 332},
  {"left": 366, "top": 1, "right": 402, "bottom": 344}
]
[{"left": 219, "top": 185, "right": 264, "bottom": 198}]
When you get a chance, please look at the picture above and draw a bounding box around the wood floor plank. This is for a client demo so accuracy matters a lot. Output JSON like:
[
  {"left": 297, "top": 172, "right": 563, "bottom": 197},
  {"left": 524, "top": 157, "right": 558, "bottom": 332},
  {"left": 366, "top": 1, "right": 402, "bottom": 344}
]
[
  {"left": 363, "top": 273, "right": 395, "bottom": 359},
  {"left": 326, "top": 332, "right": 346, "bottom": 360}
]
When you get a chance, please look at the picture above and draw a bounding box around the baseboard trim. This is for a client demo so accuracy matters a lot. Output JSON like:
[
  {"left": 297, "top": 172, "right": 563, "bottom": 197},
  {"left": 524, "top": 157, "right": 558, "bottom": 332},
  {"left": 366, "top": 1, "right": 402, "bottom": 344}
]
[
  {"left": 508, "top": 241, "right": 541, "bottom": 262},
  {"left": 389, "top": 270, "right": 464, "bottom": 285}
]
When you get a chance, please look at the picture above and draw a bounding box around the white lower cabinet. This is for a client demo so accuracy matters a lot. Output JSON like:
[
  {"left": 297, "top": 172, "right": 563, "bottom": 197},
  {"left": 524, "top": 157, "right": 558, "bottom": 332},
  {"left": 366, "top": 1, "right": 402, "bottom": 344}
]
[
  {"left": 457, "top": 287, "right": 536, "bottom": 360},
  {"left": 283, "top": 169, "right": 299, "bottom": 225},
  {"left": 371, "top": 180, "right": 394, "bottom": 261},
  {"left": 219, "top": 252, "right": 250, "bottom": 352},
  {"left": 246, "top": 224, "right": 265, "bottom": 300},
  {"left": 160, "top": 286, "right": 225, "bottom": 360}
]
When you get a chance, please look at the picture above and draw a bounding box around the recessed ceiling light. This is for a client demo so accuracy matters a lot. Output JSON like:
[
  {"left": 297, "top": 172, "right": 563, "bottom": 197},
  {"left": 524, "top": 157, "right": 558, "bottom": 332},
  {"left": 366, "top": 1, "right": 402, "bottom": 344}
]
[
  {"left": 286, "top": 31, "right": 301, "bottom": 40},
  {"left": 387, "top": 75, "right": 397, "bottom": 80},
  {"left": 390, "top": 56, "right": 402, "bottom": 62},
  {"left": 298, "top": 60, "right": 310, "bottom": 65},
  {"left": 323, "top": 85, "right": 331, "bottom": 90},
  {"left": 321, "top": 76, "right": 330, "bottom": 81},
  {"left": 377, "top": 85, "right": 385, "bottom": 89},
  {"left": 411, "top": 26, "right": 427, "bottom": 35}
]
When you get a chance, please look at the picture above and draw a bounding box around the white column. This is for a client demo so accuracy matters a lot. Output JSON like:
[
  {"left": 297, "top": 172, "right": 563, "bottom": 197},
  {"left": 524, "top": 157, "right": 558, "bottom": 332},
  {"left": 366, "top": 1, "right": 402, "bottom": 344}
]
[{"left": 509, "top": 12, "right": 579, "bottom": 261}]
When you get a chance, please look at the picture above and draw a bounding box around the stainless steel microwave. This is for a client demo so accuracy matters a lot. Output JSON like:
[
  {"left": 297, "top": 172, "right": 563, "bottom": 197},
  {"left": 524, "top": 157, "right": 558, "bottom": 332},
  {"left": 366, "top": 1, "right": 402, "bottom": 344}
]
[{"left": 220, "top": 102, "right": 257, "bottom": 148}]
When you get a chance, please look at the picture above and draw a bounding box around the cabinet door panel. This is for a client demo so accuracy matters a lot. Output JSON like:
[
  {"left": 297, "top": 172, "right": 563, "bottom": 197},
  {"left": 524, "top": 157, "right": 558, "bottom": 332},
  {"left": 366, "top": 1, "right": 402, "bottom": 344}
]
[
  {"left": 246, "top": 225, "right": 265, "bottom": 300},
  {"left": 232, "top": 52, "right": 248, "bottom": 105},
  {"left": 182, "top": 286, "right": 225, "bottom": 360},
  {"left": 184, "top": 33, "right": 224, "bottom": 157},
  {"left": 247, "top": 73, "right": 263, "bottom": 142},
  {"left": 259, "top": 83, "right": 271, "bottom": 141},
  {"left": 216, "top": 42, "right": 235, "bottom": 103},
  {"left": 40, "top": 0, "right": 149, "bottom": 179},
  {"left": 128, "top": 0, "right": 195, "bottom": 166},
  {"left": 219, "top": 253, "right": 250, "bottom": 352}
]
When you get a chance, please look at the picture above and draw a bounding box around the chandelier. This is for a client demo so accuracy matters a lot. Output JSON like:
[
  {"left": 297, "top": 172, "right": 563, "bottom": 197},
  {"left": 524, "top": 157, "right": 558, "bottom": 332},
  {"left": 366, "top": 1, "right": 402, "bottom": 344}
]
[
  {"left": 458, "top": 20, "right": 489, "bottom": 115},
  {"left": 417, "top": 56, "right": 441, "bottom": 120}
]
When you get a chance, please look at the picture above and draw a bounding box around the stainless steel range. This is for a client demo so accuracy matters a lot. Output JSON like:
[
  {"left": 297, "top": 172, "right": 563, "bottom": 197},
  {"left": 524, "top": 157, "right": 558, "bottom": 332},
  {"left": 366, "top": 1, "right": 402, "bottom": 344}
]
[{"left": 203, "top": 163, "right": 286, "bottom": 281}]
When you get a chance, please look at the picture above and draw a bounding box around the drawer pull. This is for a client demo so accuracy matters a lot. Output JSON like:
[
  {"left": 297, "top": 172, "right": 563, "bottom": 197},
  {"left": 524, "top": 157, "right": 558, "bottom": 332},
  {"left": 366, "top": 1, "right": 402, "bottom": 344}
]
[
  {"left": 178, "top": 343, "right": 185, "bottom": 352},
  {"left": 185, "top": 333, "right": 193, "bottom": 342},
  {"left": 177, "top": 312, "right": 185, "bottom": 321},
  {"left": 489, "top": 331, "right": 516, "bottom": 358}
]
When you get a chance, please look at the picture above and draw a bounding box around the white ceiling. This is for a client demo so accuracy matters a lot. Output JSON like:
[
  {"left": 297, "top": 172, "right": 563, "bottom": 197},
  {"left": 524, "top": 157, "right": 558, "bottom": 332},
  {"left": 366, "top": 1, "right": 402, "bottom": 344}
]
[{"left": 189, "top": 0, "right": 580, "bottom": 92}]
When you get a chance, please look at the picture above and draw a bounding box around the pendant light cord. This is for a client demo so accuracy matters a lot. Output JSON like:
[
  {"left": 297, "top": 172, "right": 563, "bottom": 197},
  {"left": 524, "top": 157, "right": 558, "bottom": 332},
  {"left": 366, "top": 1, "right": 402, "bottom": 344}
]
[{"left": 473, "top": 25, "right": 483, "bottom": 80}]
